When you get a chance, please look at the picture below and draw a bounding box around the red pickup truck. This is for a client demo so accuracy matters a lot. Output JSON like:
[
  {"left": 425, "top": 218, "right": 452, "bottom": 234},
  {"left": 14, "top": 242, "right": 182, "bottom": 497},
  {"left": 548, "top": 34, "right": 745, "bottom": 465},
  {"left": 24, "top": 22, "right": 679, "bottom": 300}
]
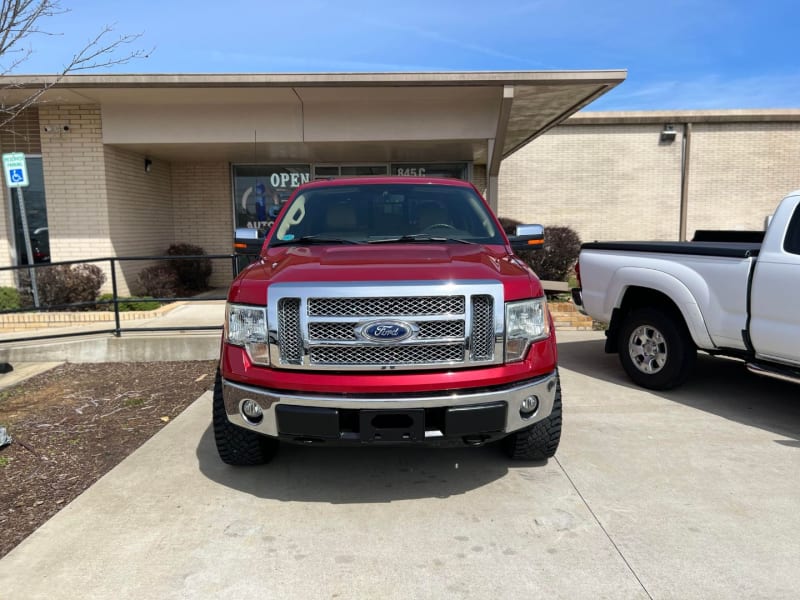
[{"left": 214, "top": 177, "right": 561, "bottom": 464}]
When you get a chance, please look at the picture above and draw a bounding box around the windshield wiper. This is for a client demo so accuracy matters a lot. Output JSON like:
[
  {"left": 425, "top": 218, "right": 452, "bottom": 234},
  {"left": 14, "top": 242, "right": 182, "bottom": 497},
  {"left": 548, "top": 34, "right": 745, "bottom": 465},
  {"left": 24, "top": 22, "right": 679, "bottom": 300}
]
[
  {"left": 368, "top": 234, "right": 475, "bottom": 245},
  {"left": 271, "top": 235, "right": 364, "bottom": 247}
]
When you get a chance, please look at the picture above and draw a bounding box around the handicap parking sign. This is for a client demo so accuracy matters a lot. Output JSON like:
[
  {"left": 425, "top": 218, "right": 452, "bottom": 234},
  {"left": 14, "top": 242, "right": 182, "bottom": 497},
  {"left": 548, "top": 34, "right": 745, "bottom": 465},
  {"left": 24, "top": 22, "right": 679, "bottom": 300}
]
[{"left": 2, "top": 152, "right": 29, "bottom": 188}]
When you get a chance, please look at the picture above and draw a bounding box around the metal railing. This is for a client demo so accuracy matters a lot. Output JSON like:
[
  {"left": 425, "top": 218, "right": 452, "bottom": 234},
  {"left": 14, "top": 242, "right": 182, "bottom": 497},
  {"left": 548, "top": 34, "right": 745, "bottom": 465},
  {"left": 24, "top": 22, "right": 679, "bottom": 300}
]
[{"left": 0, "top": 253, "right": 258, "bottom": 345}]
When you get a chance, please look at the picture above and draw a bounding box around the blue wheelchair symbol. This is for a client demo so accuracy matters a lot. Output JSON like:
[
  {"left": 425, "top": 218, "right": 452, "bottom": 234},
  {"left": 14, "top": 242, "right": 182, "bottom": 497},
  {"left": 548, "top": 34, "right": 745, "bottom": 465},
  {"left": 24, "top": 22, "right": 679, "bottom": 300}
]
[{"left": 9, "top": 168, "right": 24, "bottom": 183}]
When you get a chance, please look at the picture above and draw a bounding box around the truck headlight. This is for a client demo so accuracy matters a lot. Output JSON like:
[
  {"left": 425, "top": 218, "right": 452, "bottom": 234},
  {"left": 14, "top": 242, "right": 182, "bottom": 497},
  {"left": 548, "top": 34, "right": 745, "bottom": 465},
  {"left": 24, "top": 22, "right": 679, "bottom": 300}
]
[
  {"left": 505, "top": 298, "right": 550, "bottom": 362},
  {"left": 225, "top": 303, "right": 269, "bottom": 365}
]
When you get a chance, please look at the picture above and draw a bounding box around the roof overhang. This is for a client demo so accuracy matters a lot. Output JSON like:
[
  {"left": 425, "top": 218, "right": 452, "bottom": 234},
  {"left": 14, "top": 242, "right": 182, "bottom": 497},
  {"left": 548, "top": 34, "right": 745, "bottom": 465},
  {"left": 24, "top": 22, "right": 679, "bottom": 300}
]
[
  {"left": 0, "top": 71, "right": 626, "bottom": 165},
  {"left": 566, "top": 108, "right": 800, "bottom": 125}
]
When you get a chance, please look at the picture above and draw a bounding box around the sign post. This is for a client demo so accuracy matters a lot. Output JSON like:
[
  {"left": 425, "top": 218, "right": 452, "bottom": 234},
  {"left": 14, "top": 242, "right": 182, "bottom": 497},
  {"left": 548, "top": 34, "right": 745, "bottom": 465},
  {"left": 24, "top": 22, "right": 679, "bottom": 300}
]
[{"left": 3, "top": 152, "right": 39, "bottom": 307}]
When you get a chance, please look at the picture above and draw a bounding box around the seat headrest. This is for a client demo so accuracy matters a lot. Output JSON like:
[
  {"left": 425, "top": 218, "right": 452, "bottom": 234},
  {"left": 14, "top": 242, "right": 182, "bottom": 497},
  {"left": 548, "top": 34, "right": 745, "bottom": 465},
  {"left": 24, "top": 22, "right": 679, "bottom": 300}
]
[{"left": 326, "top": 201, "right": 358, "bottom": 230}]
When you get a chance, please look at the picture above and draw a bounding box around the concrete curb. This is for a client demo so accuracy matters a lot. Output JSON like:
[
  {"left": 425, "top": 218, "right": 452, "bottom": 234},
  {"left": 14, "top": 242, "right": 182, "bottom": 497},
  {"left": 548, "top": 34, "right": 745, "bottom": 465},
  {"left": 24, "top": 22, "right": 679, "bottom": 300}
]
[{"left": 0, "top": 333, "right": 220, "bottom": 363}]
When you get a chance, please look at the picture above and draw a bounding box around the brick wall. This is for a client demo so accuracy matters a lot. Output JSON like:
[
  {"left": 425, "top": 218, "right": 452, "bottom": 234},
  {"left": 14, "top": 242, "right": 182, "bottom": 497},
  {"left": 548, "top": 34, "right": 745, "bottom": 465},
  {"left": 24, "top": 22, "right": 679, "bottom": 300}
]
[
  {"left": 104, "top": 146, "right": 174, "bottom": 293},
  {"left": 686, "top": 122, "right": 800, "bottom": 234},
  {"left": 170, "top": 162, "right": 233, "bottom": 288},
  {"left": 0, "top": 107, "right": 41, "bottom": 154},
  {"left": 499, "top": 124, "right": 684, "bottom": 242},
  {"left": 38, "top": 105, "right": 114, "bottom": 262},
  {"left": 498, "top": 118, "right": 800, "bottom": 243}
]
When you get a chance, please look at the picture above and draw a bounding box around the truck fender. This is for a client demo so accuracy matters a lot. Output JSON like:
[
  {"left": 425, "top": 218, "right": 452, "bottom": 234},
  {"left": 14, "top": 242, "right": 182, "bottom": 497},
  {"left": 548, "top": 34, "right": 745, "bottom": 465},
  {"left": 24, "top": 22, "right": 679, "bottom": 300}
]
[{"left": 605, "top": 267, "right": 715, "bottom": 351}]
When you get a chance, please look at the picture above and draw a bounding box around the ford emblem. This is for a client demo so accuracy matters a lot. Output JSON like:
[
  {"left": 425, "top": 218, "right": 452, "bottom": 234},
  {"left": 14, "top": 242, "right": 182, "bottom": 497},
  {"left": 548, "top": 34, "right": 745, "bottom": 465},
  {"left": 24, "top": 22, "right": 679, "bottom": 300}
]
[{"left": 358, "top": 320, "right": 416, "bottom": 343}]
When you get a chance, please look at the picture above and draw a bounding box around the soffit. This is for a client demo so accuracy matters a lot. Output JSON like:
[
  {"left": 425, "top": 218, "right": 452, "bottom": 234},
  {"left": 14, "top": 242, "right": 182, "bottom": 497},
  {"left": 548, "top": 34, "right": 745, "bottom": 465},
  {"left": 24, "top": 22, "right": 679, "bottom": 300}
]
[
  {"left": 0, "top": 71, "right": 626, "bottom": 158},
  {"left": 115, "top": 139, "right": 488, "bottom": 164}
]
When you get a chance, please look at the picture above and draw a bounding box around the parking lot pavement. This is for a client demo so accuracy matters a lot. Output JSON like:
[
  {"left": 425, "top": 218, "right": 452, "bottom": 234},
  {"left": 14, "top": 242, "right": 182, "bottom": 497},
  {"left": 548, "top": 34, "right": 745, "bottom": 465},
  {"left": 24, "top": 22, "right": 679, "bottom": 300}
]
[{"left": 1, "top": 331, "right": 799, "bottom": 599}]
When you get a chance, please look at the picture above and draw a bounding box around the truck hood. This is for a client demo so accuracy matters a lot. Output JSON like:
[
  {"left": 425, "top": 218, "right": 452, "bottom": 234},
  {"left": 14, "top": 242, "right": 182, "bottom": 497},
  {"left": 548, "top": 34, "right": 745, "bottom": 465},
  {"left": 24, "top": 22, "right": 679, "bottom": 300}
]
[{"left": 229, "top": 244, "right": 543, "bottom": 303}]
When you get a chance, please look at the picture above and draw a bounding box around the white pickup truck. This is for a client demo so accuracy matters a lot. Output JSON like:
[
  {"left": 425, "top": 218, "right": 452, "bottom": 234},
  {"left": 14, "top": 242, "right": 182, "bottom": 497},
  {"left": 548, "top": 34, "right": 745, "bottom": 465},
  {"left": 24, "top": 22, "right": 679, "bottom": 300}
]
[{"left": 571, "top": 191, "right": 800, "bottom": 389}]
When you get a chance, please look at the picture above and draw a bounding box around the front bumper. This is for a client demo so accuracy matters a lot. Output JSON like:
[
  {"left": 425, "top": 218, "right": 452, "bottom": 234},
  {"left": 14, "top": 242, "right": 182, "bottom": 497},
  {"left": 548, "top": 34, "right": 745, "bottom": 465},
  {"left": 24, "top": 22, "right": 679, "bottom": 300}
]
[{"left": 222, "top": 370, "right": 558, "bottom": 444}]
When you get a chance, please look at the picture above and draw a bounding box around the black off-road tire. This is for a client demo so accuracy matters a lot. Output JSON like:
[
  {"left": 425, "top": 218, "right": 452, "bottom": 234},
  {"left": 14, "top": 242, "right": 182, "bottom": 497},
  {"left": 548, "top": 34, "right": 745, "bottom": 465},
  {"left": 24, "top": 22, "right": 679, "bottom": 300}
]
[
  {"left": 617, "top": 307, "right": 696, "bottom": 390},
  {"left": 213, "top": 369, "right": 278, "bottom": 466},
  {"left": 504, "top": 374, "right": 562, "bottom": 460}
]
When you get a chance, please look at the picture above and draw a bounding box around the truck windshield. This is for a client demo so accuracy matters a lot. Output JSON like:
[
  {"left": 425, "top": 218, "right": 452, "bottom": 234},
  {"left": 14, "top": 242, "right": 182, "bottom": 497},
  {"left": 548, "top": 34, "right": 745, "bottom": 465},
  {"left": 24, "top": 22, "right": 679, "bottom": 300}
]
[{"left": 269, "top": 183, "right": 504, "bottom": 246}]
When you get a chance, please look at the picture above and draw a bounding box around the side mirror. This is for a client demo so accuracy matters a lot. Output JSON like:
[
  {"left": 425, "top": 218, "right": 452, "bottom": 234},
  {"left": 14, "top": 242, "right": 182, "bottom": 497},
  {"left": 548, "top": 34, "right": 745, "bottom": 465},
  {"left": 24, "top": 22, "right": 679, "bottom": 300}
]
[
  {"left": 234, "top": 227, "right": 264, "bottom": 255},
  {"left": 509, "top": 224, "right": 545, "bottom": 252}
]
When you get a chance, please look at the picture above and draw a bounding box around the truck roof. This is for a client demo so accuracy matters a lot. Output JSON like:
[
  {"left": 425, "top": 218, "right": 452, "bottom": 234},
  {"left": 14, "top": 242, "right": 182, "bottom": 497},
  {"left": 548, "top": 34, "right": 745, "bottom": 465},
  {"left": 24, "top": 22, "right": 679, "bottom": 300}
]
[{"left": 296, "top": 176, "right": 476, "bottom": 191}]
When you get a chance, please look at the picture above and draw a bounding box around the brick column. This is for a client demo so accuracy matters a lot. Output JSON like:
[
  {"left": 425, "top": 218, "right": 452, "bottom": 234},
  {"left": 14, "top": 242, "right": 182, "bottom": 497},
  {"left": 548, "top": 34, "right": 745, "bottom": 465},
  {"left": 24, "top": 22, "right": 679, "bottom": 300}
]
[
  {"left": 171, "top": 162, "right": 233, "bottom": 288},
  {"left": 39, "top": 105, "right": 114, "bottom": 261}
]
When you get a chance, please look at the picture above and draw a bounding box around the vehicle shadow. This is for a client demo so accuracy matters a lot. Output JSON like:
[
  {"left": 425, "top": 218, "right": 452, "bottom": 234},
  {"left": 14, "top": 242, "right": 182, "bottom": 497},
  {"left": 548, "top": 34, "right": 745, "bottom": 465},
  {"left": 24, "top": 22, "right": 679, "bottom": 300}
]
[
  {"left": 558, "top": 338, "right": 800, "bottom": 442},
  {"left": 195, "top": 426, "right": 547, "bottom": 503}
]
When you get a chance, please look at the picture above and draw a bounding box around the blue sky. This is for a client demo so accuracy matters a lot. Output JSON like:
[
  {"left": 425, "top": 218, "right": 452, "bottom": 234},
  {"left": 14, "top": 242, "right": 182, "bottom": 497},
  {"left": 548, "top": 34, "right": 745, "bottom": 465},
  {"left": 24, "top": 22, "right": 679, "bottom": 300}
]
[{"left": 6, "top": 0, "right": 799, "bottom": 111}]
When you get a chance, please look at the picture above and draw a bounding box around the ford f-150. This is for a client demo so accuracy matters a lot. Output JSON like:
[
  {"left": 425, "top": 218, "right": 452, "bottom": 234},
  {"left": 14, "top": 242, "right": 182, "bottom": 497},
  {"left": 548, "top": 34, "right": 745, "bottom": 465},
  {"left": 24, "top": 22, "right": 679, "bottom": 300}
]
[{"left": 215, "top": 177, "right": 561, "bottom": 464}]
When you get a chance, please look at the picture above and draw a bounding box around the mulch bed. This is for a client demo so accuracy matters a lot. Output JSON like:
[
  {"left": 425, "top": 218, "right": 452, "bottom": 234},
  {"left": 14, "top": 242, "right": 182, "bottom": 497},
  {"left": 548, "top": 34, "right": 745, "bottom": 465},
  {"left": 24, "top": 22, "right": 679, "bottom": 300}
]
[{"left": 0, "top": 360, "right": 217, "bottom": 559}]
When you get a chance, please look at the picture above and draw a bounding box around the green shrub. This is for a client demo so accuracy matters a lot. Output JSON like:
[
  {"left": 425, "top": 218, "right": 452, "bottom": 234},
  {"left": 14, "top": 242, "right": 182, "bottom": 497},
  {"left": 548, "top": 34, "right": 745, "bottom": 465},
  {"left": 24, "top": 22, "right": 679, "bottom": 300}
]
[
  {"left": 97, "top": 293, "right": 161, "bottom": 312},
  {"left": 165, "top": 243, "right": 212, "bottom": 291},
  {"left": 132, "top": 265, "right": 180, "bottom": 299},
  {"left": 499, "top": 219, "right": 582, "bottom": 282},
  {"left": 0, "top": 287, "right": 20, "bottom": 311},
  {"left": 19, "top": 264, "right": 106, "bottom": 310}
]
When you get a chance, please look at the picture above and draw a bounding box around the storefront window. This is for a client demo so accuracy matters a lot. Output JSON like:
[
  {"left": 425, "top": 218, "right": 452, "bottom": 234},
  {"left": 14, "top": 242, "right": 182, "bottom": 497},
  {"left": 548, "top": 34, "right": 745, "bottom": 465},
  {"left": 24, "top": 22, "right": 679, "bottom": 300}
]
[
  {"left": 392, "top": 163, "right": 468, "bottom": 180},
  {"left": 313, "top": 165, "right": 389, "bottom": 178},
  {"left": 313, "top": 166, "right": 340, "bottom": 178},
  {"left": 341, "top": 165, "right": 388, "bottom": 176},
  {"left": 232, "top": 164, "right": 310, "bottom": 230},
  {"left": 9, "top": 156, "right": 49, "bottom": 265}
]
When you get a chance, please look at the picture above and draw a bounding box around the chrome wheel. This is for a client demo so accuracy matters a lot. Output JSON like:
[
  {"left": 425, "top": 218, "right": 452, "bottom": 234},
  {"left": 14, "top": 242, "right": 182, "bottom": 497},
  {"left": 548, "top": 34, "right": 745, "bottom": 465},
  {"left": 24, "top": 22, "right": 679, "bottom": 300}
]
[{"left": 628, "top": 325, "right": 668, "bottom": 374}]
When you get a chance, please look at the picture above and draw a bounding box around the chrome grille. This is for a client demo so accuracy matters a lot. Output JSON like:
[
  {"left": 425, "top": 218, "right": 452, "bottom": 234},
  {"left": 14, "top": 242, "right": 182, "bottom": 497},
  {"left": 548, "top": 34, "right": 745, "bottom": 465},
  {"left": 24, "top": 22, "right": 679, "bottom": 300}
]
[
  {"left": 277, "top": 298, "right": 302, "bottom": 364},
  {"left": 418, "top": 320, "right": 464, "bottom": 338},
  {"left": 470, "top": 295, "right": 494, "bottom": 360},
  {"left": 308, "top": 320, "right": 464, "bottom": 341},
  {"left": 308, "top": 322, "right": 355, "bottom": 341},
  {"left": 310, "top": 344, "right": 463, "bottom": 365},
  {"left": 268, "top": 282, "right": 504, "bottom": 371},
  {"left": 308, "top": 296, "right": 465, "bottom": 317}
]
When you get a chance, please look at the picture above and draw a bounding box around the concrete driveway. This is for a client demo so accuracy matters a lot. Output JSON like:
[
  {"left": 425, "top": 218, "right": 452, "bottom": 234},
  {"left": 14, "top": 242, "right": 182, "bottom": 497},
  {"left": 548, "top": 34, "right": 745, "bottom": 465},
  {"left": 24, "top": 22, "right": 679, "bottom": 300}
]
[{"left": 1, "top": 331, "right": 798, "bottom": 599}]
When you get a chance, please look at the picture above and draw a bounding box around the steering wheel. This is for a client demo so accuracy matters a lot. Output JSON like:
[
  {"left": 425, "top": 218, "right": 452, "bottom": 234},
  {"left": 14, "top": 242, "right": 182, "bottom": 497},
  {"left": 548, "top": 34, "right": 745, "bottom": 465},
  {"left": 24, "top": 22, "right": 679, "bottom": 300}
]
[{"left": 423, "top": 223, "right": 459, "bottom": 232}]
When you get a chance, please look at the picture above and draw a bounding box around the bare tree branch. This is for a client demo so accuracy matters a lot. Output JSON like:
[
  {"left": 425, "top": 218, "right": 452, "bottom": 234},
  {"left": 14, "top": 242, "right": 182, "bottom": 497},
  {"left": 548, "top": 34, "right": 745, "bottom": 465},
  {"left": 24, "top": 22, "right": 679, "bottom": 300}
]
[{"left": 0, "top": 0, "right": 150, "bottom": 130}]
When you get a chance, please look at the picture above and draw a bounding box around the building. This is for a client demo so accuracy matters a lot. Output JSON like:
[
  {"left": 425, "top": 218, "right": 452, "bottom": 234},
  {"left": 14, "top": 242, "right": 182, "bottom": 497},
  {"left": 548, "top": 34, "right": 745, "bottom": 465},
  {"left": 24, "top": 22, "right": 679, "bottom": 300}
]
[
  {"left": 500, "top": 109, "right": 800, "bottom": 242},
  {"left": 0, "top": 70, "right": 624, "bottom": 290},
  {"left": 2, "top": 71, "right": 799, "bottom": 292}
]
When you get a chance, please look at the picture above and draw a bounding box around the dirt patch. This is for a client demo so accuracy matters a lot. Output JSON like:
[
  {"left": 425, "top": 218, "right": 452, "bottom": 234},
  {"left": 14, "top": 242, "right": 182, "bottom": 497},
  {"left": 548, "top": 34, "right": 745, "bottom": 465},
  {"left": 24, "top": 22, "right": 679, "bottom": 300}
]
[{"left": 0, "top": 360, "right": 217, "bottom": 559}]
